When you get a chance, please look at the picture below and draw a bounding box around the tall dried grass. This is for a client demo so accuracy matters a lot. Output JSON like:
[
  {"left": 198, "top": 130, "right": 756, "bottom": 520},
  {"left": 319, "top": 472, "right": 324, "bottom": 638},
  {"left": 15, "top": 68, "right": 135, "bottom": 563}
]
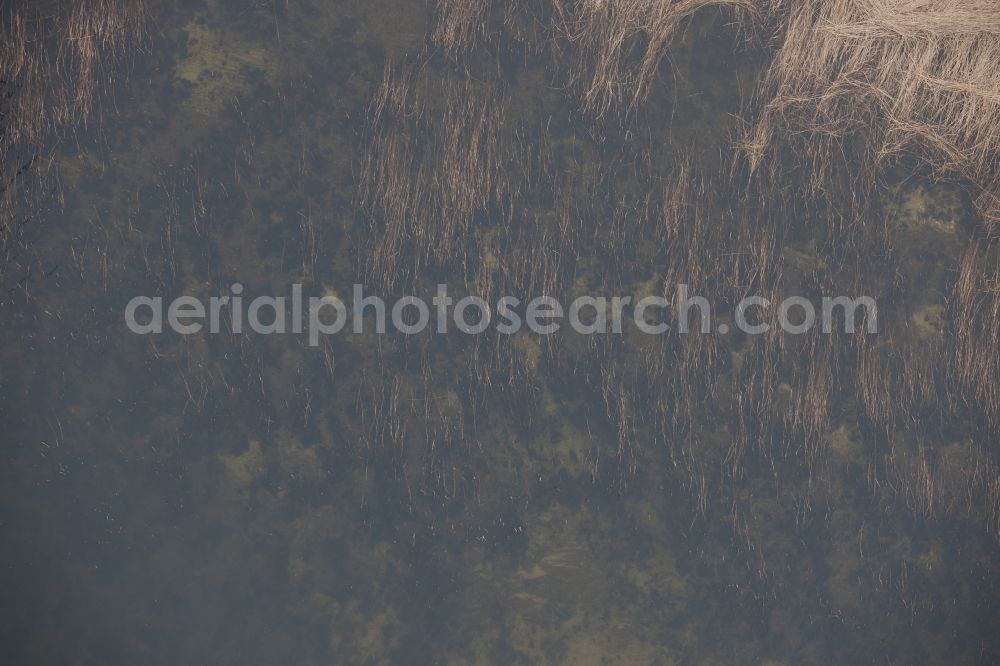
[
  {"left": 744, "top": 0, "right": 1000, "bottom": 230},
  {"left": 432, "top": 0, "right": 553, "bottom": 56},
  {"left": 433, "top": 0, "right": 494, "bottom": 57},
  {"left": 951, "top": 241, "right": 1000, "bottom": 428},
  {"left": 359, "top": 62, "right": 522, "bottom": 292},
  {"left": 880, "top": 437, "right": 1000, "bottom": 539},
  {"left": 0, "top": 0, "right": 147, "bottom": 157},
  {"left": 553, "top": 0, "right": 757, "bottom": 119}
]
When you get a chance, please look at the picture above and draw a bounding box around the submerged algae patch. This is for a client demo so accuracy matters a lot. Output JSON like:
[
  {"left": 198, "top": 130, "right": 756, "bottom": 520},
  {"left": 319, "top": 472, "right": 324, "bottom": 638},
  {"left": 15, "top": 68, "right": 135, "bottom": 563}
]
[
  {"left": 218, "top": 438, "right": 266, "bottom": 492},
  {"left": 175, "top": 18, "right": 278, "bottom": 118},
  {"left": 893, "top": 182, "right": 966, "bottom": 237}
]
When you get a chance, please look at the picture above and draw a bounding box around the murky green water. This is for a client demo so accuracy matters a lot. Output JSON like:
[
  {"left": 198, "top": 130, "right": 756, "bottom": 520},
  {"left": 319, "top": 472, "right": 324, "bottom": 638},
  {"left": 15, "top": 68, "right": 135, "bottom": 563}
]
[{"left": 2, "top": 1, "right": 998, "bottom": 663}]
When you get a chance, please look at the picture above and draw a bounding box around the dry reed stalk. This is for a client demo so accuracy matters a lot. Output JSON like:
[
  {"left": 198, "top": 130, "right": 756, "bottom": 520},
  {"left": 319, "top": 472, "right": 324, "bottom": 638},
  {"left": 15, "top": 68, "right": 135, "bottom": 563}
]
[
  {"left": 359, "top": 62, "right": 521, "bottom": 292},
  {"left": 433, "top": 0, "right": 493, "bottom": 56},
  {"left": 553, "top": 0, "right": 757, "bottom": 119},
  {"left": 950, "top": 241, "right": 1000, "bottom": 428},
  {"left": 881, "top": 436, "right": 1000, "bottom": 540},
  {"left": 640, "top": 162, "right": 736, "bottom": 491},
  {"left": 784, "top": 324, "right": 836, "bottom": 470},
  {"left": 856, "top": 334, "right": 946, "bottom": 439},
  {"left": 432, "top": 0, "right": 552, "bottom": 56},
  {"left": 976, "top": 185, "right": 1000, "bottom": 236}
]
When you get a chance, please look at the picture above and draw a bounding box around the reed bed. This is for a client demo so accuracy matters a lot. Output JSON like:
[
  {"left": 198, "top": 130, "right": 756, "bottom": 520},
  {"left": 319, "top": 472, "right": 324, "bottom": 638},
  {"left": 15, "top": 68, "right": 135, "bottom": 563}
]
[
  {"left": 744, "top": 0, "right": 1000, "bottom": 228},
  {"left": 0, "top": 0, "right": 147, "bottom": 274},
  {"left": 0, "top": 0, "right": 147, "bottom": 161},
  {"left": 358, "top": 0, "right": 1000, "bottom": 539}
]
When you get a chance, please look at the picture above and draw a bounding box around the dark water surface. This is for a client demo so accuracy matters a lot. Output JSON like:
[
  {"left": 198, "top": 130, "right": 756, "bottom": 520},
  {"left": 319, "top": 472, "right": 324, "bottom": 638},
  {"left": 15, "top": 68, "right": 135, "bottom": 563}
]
[{"left": 2, "top": 1, "right": 999, "bottom": 664}]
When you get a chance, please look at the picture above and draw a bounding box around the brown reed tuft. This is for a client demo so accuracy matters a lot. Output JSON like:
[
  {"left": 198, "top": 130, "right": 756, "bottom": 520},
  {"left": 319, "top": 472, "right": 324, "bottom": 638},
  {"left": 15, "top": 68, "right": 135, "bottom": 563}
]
[
  {"left": 951, "top": 241, "right": 1000, "bottom": 428},
  {"left": 359, "top": 61, "right": 523, "bottom": 292},
  {"left": 554, "top": 0, "right": 757, "bottom": 119}
]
